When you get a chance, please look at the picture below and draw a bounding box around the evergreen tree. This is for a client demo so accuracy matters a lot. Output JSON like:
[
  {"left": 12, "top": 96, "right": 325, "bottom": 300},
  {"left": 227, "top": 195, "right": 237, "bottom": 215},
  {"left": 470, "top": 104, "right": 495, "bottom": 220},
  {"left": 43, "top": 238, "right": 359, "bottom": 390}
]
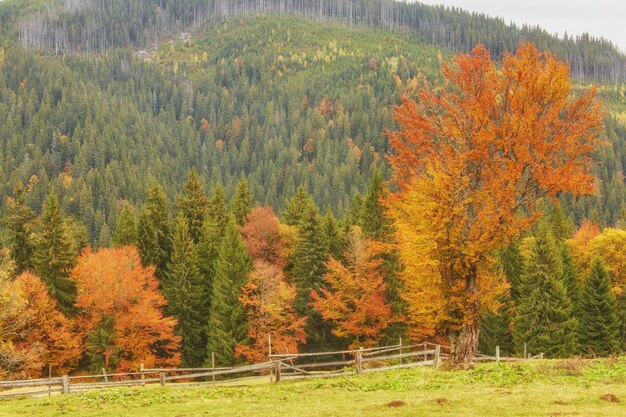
[
  {"left": 549, "top": 204, "right": 573, "bottom": 242},
  {"left": 500, "top": 239, "right": 525, "bottom": 301},
  {"left": 231, "top": 175, "right": 252, "bottom": 226},
  {"left": 359, "top": 169, "right": 391, "bottom": 241},
  {"left": 578, "top": 258, "right": 620, "bottom": 355},
  {"left": 513, "top": 225, "right": 577, "bottom": 358},
  {"left": 322, "top": 207, "right": 343, "bottom": 260},
  {"left": 144, "top": 182, "right": 172, "bottom": 276},
  {"left": 112, "top": 204, "right": 137, "bottom": 247},
  {"left": 207, "top": 185, "right": 229, "bottom": 236},
  {"left": 291, "top": 205, "right": 331, "bottom": 350},
  {"left": 342, "top": 193, "right": 363, "bottom": 231},
  {"left": 137, "top": 208, "right": 161, "bottom": 268},
  {"left": 164, "top": 214, "right": 205, "bottom": 367},
  {"left": 177, "top": 169, "right": 209, "bottom": 244},
  {"left": 32, "top": 192, "right": 78, "bottom": 314},
  {"left": 282, "top": 185, "right": 316, "bottom": 226},
  {"left": 5, "top": 183, "right": 35, "bottom": 274},
  {"left": 560, "top": 244, "right": 581, "bottom": 317},
  {"left": 205, "top": 217, "right": 252, "bottom": 366}
]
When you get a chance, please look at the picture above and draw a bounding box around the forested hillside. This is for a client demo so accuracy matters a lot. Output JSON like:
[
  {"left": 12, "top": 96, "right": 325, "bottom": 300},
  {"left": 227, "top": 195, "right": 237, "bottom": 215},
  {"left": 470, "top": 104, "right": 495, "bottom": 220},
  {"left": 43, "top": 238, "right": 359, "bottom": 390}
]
[
  {"left": 16, "top": 0, "right": 626, "bottom": 83},
  {"left": 0, "top": 0, "right": 625, "bottom": 377}
]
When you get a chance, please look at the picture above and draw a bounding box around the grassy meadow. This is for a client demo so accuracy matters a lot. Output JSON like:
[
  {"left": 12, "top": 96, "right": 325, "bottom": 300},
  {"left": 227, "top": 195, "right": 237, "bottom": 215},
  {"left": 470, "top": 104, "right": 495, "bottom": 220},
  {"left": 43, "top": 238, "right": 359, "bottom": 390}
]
[{"left": 1, "top": 359, "right": 625, "bottom": 416}]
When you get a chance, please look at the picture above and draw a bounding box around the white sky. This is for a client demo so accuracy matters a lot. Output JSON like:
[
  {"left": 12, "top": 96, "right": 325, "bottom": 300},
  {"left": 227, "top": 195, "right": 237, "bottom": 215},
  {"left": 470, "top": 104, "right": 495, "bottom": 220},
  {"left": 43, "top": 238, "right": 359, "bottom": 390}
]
[{"left": 417, "top": 0, "right": 626, "bottom": 52}]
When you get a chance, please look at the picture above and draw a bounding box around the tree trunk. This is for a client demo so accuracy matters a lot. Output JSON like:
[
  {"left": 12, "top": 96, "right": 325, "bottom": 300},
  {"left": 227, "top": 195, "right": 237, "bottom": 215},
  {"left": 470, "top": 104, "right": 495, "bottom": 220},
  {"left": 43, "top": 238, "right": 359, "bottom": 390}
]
[{"left": 449, "top": 321, "right": 479, "bottom": 365}]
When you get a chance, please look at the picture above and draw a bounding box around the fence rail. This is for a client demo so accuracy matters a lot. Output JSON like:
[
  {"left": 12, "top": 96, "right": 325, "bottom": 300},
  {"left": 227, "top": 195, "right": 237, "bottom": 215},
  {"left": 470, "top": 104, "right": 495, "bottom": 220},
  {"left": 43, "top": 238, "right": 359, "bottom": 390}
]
[{"left": 0, "top": 342, "right": 543, "bottom": 400}]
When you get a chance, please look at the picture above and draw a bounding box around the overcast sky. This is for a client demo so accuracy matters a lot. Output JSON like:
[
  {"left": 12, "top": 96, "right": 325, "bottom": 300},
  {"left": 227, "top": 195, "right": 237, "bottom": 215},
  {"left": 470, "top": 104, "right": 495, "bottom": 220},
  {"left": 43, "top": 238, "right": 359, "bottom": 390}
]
[{"left": 417, "top": 0, "right": 626, "bottom": 52}]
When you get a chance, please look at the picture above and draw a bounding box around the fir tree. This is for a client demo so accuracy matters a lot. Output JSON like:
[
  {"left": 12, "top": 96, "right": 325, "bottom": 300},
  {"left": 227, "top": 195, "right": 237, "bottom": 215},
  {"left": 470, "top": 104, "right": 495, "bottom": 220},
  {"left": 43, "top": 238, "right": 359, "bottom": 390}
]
[
  {"left": 578, "top": 258, "right": 620, "bottom": 355},
  {"left": 549, "top": 204, "right": 573, "bottom": 242},
  {"left": 205, "top": 217, "right": 252, "bottom": 366},
  {"left": 177, "top": 169, "right": 209, "bottom": 244},
  {"left": 499, "top": 239, "right": 524, "bottom": 301},
  {"left": 322, "top": 207, "right": 343, "bottom": 260},
  {"left": 231, "top": 175, "right": 252, "bottom": 226},
  {"left": 32, "top": 192, "right": 78, "bottom": 315},
  {"left": 513, "top": 225, "right": 577, "bottom": 358},
  {"left": 112, "top": 204, "right": 137, "bottom": 247},
  {"left": 560, "top": 244, "right": 581, "bottom": 317},
  {"left": 5, "top": 183, "right": 35, "bottom": 274},
  {"left": 164, "top": 214, "right": 205, "bottom": 367}
]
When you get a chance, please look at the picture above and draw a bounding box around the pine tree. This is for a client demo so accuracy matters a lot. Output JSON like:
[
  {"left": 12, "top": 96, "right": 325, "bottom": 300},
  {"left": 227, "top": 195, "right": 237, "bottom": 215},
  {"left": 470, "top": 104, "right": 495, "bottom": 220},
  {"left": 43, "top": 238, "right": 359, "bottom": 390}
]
[
  {"left": 500, "top": 239, "right": 525, "bottom": 301},
  {"left": 513, "top": 225, "right": 577, "bottom": 358},
  {"left": 32, "top": 192, "right": 78, "bottom": 315},
  {"left": 205, "top": 217, "right": 252, "bottom": 366},
  {"left": 231, "top": 175, "right": 252, "bottom": 226},
  {"left": 112, "top": 204, "right": 137, "bottom": 247},
  {"left": 164, "top": 214, "right": 205, "bottom": 367},
  {"left": 177, "top": 169, "right": 209, "bottom": 244},
  {"left": 291, "top": 205, "right": 331, "bottom": 350},
  {"left": 549, "top": 204, "right": 573, "bottom": 242},
  {"left": 560, "top": 244, "right": 581, "bottom": 316},
  {"left": 5, "top": 183, "right": 35, "bottom": 274},
  {"left": 578, "top": 258, "right": 620, "bottom": 355},
  {"left": 322, "top": 207, "right": 342, "bottom": 260}
]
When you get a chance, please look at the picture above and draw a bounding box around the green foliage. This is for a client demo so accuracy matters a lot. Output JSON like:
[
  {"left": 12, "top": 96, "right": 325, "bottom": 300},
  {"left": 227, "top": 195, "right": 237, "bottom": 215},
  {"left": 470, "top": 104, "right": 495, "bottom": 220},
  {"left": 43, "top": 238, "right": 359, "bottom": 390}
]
[
  {"left": 177, "top": 169, "right": 209, "bottom": 244},
  {"left": 513, "top": 225, "right": 577, "bottom": 358},
  {"left": 578, "top": 258, "right": 620, "bottom": 356},
  {"left": 142, "top": 182, "right": 172, "bottom": 277},
  {"left": 359, "top": 169, "right": 391, "bottom": 241},
  {"left": 32, "top": 192, "right": 78, "bottom": 315},
  {"left": 205, "top": 217, "right": 252, "bottom": 366},
  {"left": 231, "top": 176, "right": 252, "bottom": 226},
  {"left": 111, "top": 204, "right": 137, "bottom": 248},
  {"left": 282, "top": 186, "right": 316, "bottom": 227},
  {"left": 5, "top": 183, "right": 35, "bottom": 274},
  {"left": 164, "top": 214, "right": 206, "bottom": 367}
]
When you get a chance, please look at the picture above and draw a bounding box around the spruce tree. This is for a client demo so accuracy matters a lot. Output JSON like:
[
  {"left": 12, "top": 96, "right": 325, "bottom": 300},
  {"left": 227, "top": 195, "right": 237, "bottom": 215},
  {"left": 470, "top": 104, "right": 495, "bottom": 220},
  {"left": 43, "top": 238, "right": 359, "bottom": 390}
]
[
  {"left": 359, "top": 169, "right": 391, "bottom": 241},
  {"left": 560, "top": 244, "right": 581, "bottom": 316},
  {"left": 322, "top": 207, "right": 343, "bottom": 260},
  {"left": 32, "top": 192, "right": 78, "bottom": 314},
  {"left": 207, "top": 185, "right": 229, "bottom": 235},
  {"left": 291, "top": 205, "right": 331, "bottom": 350},
  {"left": 143, "top": 182, "right": 172, "bottom": 276},
  {"left": 137, "top": 208, "right": 161, "bottom": 268},
  {"left": 578, "top": 258, "right": 620, "bottom": 355},
  {"left": 282, "top": 185, "right": 316, "bottom": 226},
  {"left": 205, "top": 217, "right": 252, "bottom": 366},
  {"left": 177, "top": 169, "right": 209, "bottom": 244},
  {"left": 164, "top": 214, "right": 205, "bottom": 367},
  {"left": 5, "top": 183, "right": 35, "bottom": 274},
  {"left": 231, "top": 175, "right": 252, "bottom": 226},
  {"left": 513, "top": 225, "right": 577, "bottom": 358},
  {"left": 112, "top": 204, "right": 137, "bottom": 247}
]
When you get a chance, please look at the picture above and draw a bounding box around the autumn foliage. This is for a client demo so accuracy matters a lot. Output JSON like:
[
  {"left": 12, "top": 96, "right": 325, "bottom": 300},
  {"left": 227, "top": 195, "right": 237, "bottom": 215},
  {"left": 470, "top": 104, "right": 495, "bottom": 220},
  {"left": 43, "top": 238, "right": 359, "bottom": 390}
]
[
  {"left": 387, "top": 43, "right": 603, "bottom": 362},
  {"left": 236, "top": 260, "right": 306, "bottom": 362},
  {"left": 310, "top": 227, "right": 396, "bottom": 348},
  {"left": 72, "top": 246, "right": 180, "bottom": 371},
  {"left": 239, "top": 206, "right": 286, "bottom": 268}
]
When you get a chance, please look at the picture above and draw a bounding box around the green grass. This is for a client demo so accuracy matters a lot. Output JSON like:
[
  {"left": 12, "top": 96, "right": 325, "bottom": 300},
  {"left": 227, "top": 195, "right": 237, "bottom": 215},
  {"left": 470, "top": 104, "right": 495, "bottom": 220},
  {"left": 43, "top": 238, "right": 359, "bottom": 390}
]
[{"left": 2, "top": 358, "right": 626, "bottom": 416}]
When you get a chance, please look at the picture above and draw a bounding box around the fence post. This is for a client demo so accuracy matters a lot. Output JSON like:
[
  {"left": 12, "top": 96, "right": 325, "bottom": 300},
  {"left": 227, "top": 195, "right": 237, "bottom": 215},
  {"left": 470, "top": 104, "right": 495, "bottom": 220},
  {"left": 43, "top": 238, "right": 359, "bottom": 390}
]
[
  {"left": 356, "top": 347, "right": 363, "bottom": 374},
  {"left": 62, "top": 375, "right": 70, "bottom": 394},
  {"left": 399, "top": 337, "right": 403, "bottom": 365},
  {"left": 101, "top": 367, "right": 108, "bottom": 383},
  {"left": 140, "top": 363, "right": 145, "bottom": 387},
  {"left": 159, "top": 372, "right": 166, "bottom": 387},
  {"left": 274, "top": 361, "right": 281, "bottom": 383},
  {"left": 496, "top": 346, "right": 500, "bottom": 363},
  {"left": 523, "top": 342, "right": 528, "bottom": 359},
  {"left": 433, "top": 344, "right": 441, "bottom": 368},
  {"left": 212, "top": 352, "right": 216, "bottom": 386},
  {"left": 48, "top": 366, "right": 52, "bottom": 396},
  {"left": 539, "top": 352, "right": 544, "bottom": 360}
]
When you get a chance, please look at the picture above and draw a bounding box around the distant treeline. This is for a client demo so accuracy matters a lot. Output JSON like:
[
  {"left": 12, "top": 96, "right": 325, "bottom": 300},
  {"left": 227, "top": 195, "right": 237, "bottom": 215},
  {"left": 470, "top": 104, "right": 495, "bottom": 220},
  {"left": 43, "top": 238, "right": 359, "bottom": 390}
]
[{"left": 17, "top": 0, "right": 626, "bottom": 83}]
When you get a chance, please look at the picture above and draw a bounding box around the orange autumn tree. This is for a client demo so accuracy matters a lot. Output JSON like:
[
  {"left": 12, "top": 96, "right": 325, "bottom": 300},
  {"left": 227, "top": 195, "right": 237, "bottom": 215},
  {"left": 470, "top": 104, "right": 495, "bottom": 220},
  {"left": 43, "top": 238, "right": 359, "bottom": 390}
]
[
  {"left": 236, "top": 260, "right": 306, "bottom": 362},
  {"left": 12, "top": 272, "right": 81, "bottom": 377},
  {"left": 387, "top": 43, "right": 603, "bottom": 364},
  {"left": 239, "top": 206, "right": 286, "bottom": 268},
  {"left": 72, "top": 246, "right": 180, "bottom": 371},
  {"left": 310, "top": 227, "right": 397, "bottom": 348}
]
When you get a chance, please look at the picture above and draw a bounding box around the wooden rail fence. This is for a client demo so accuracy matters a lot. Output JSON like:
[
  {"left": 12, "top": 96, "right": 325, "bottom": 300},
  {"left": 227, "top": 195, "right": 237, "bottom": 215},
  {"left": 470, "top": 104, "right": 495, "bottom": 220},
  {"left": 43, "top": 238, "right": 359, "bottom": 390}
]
[{"left": 0, "top": 342, "right": 543, "bottom": 399}]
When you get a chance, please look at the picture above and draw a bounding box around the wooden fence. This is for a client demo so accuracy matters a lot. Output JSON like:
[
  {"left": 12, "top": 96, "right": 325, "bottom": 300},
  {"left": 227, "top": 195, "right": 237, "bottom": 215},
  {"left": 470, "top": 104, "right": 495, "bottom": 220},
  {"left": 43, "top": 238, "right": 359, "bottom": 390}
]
[{"left": 0, "top": 342, "right": 541, "bottom": 400}]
